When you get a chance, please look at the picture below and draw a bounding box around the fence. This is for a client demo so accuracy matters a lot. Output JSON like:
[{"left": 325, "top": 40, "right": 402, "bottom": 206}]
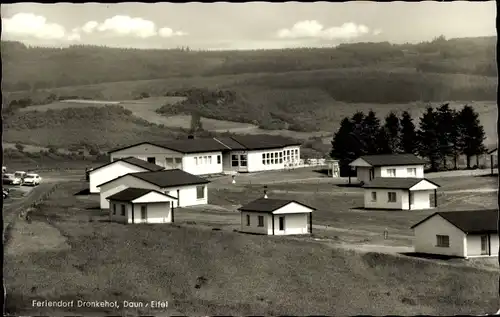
[{"left": 285, "top": 158, "right": 327, "bottom": 169}]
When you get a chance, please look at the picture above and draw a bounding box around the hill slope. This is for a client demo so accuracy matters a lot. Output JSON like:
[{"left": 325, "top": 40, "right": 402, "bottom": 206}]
[{"left": 5, "top": 184, "right": 499, "bottom": 316}]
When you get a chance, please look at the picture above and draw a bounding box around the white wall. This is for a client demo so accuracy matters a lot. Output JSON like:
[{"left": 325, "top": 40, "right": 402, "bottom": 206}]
[
  {"left": 357, "top": 167, "right": 372, "bottom": 183},
  {"left": 182, "top": 152, "right": 223, "bottom": 175},
  {"left": 100, "top": 175, "right": 160, "bottom": 209},
  {"left": 376, "top": 165, "right": 424, "bottom": 178},
  {"left": 273, "top": 213, "right": 309, "bottom": 235},
  {"left": 364, "top": 189, "right": 404, "bottom": 210},
  {"left": 89, "top": 161, "right": 148, "bottom": 193},
  {"left": 162, "top": 184, "right": 208, "bottom": 207},
  {"left": 413, "top": 215, "right": 466, "bottom": 257},
  {"left": 273, "top": 202, "right": 314, "bottom": 214},
  {"left": 110, "top": 144, "right": 182, "bottom": 168},
  {"left": 467, "top": 234, "right": 499, "bottom": 257},
  {"left": 364, "top": 189, "right": 433, "bottom": 210},
  {"left": 240, "top": 212, "right": 272, "bottom": 235},
  {"left": 109, "top": 201, "right": 173, "bottom": 224}
]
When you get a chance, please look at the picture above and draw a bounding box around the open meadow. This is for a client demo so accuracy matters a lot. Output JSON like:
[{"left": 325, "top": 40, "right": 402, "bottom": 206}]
[{"left": 3, "top": 166, "right": 499, "bottom": 316}]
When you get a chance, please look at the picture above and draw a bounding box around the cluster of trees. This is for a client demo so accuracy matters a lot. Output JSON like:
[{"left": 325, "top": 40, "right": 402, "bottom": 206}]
[
  {"left": 2, "top": 35, "right": 495, "bottom": 92},
  {"left": 331, "top": 104, "right": 486, "bottom": 174}
]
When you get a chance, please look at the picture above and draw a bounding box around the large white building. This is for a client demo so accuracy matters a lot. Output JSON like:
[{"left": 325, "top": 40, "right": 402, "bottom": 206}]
[
  {"left": 107, "top": 188, "right": 177, "bottom": 224},
  {"left": 349, "top": 154, "right": 427, "bottom": 184},
  {"left": 87, "top": 156, "right": 164, "bottom": 193},
  {"left": 107, "top": 135, "right": 301, "bottom": 175},
  {"left": 411, "top": 209, "right": 499, "bottom": 258},
  {"left": 97, "top": 169, "right": 210, "bottom": 210},
  {"left": 361, "top": 178, "right": 440, "bottom": 210},
  {"left": 238, "top": 197, "right": 315, "bottom": 235}
]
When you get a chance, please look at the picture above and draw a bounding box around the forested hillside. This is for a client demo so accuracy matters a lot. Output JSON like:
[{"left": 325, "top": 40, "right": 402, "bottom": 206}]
[{"left": 2, "top": 36, "right": 496, "bottom": 92}]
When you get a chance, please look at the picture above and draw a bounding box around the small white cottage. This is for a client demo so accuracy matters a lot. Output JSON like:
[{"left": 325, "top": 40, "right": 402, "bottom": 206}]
[
  {"left": 107, "top": 188, "right": 178, "bottom": 224},
  {"left": 349, "top": 153, "right": 427, "bottom": 184},
  {"left": 411, "top": 209, "right": 499, "bottom": 258},
  {"left": 238, "top": 197, "right": 315, "bottom": 235},
  {"left": 362, "top": 177, "right": 440, "bottom": 210},
  {"left": 97, "top": 169, "right": 210, "bottom": 210},
  {"left": 88, "top": 156, "right": 164, "bottom": 193}
]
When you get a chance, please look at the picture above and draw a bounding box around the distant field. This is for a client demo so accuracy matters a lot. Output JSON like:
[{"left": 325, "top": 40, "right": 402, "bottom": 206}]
[{"left": 4, "top": 179, "right": 499, "bottom": 316}]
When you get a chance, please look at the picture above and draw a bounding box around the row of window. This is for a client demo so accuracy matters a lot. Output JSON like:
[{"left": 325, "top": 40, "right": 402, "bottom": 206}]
[
  {"left": 245, "top": 214, "right": 285, "bottom": 230},
  {"left": 371, "top": 191, "right": 398, "bottom": 203},
  {"left": 112, "top": 203, "right": 148, "bottom": 220},
  {"left": 165, "top": 185, "right": 206, "bottom": 200},
  {"left": 436, "top": 234, "right": 489, "bottom": 253},
  {"left": 386, "top": 167, "right": 417, "bottom": 177}
]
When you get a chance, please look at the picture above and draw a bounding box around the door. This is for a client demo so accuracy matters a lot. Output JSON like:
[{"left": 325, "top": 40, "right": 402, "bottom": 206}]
[
  {"left": 141, "top": 205, "right": 147, "bottom": 223},
  {"left": 480, "top": 235, "right": 489, "bottom": 255},
  {"left": 409, "top": 192, "right": 414, "bottom": 207},
  {"left": 278, "top": 216, "right": 285, "bottom": 231}
]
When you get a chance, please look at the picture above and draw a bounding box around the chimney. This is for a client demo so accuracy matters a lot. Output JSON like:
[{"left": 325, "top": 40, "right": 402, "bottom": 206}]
[
  {"left": 263, "top": 185, "right": 268, "bottom": 199},
  {"left": 188, "top": 135, "right": 194, "bottom": 139}
]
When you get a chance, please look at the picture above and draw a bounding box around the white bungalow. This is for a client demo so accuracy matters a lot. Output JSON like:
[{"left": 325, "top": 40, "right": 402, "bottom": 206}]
[
  {"left": 97, "top": 169, "right": 210, "bottom": 210},
  {"left": 349, "top": 153, "right": 427, "bottom": 184},
  {"left": 411, "top": 209, "right": 499, "bottom": 258},
  {"left": 362, "top": 178, "right": 440, "bottom": 210},
  {"left": 107, "top": 188, "right": 177, "bottom": 224},
  {"left": 214, "top": 135, "right": 301, "bottom": 173},
  {"left": 238, "top": 197, "right": 315, "bottom": 235},
  {"left": 108, "top": 135, "right": 302, "bottom": 176},
  {"left": 88, "top": 156, "right": 164, "bottom": 194},
  {"left": 108, "top": 138, "right": 228, "bottom": 176}
]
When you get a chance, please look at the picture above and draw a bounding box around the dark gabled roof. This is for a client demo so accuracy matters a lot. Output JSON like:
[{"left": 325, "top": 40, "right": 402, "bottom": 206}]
[
  {"left": 89, "top": 156, "right": 164, "bottom": 173},
  {"left": 131, "top": 169, "right": 210, "bottom": 188},
  {"left": 108, "top": 139, "right": 229, "bottom": 154},
  {"left": 355, "top": 154, "right": 427, "bottom": 166},
  {"left": 97, "top": 169, "right": 210, "bottom": 188},
  {"left": 238, "top": 197, "right": 315, "bottom": 213},
  {"left": 361, "top": 177, "right": 440, "bottom": 189},
  {"left": 411, "top": 209, "right": 498, "bottom": 234},
  {"left": 108, "top": 135, "right": 302, "bottom": 155},
  {"left": 106, "top": 187, "right": 177, "bottom": 202},
  {"left": 214, "top": 137, "right": 247, "bottom": 150},
  {"left": 228, "top": 135, "right": 301, "bottom": 151}
]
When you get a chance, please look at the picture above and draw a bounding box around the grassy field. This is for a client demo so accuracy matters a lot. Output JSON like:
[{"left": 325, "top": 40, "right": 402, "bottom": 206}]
[{"left": 4, "top": 178, "right": 499, "bottom": 316}]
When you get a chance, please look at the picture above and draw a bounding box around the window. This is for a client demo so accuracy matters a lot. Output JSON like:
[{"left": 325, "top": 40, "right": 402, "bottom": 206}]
[
  {"left": 258, "top": 215, "right": 264, "bottom": 227},
  {"left": 204, "top": 156, "right": 208, "bottom": 164},
  {"left": 217, "top": 155, "right": 221, "bottom": 164},
  {"left": 481, "top": 235, "right": 488, "bottom": 255},
  {"left": 387, "top": 192, "right": 396, "bottom": 203},
  {"left": 279, "top": 158, "right": 283, "bottom": 164},
  {"left": 270, "top": 153, "right": 274, "bottom": 159},
  {"left": 175, "top": 158, "right": 182, "bottom": 164},
  {"left": 113, "top": 204, "right": 117, "bottom": 215},
  {"left": 407, "top": 168, "right": 416, "bottom": 176},
  {"left": 279, "top": 216, "right": 285, "bottom": 231},
  {"left": 279, "top": 152, "right": 283, "bottom": 158},
  {"left": 196, "top": 185, "right": 205, "bottom": 199},
  {"left": 141, "top": 205, "right": 147, "bottom": 220},
  {"left": 436, "top": 235, "right": 450, "bottom": 247},
  {"left": 371, "top": 192, "right": 377, "bottom": 202},
  {"left": 231, "top": 155, "right": 239, "bottom": 167},
  {"left": 266, "top": 159, "right": 270, "bottom": 165},
  {"left": 262, "top": 158, "right": 266, "bottom": 165},
  {"left": 387, "top": 169, "right": 396, "bottom": 177},
  {"left": 266, "top": 153, "right": 270, "bottom": 158},
  {"left": 194, "top": 157, "right": 198, "bottom": 165},
  {"left": 240, "top": 155, "right": 247, "bottom": 167},
  {"left": 121, "top": 204, "right": 126, "bottom": 216},
  {"left": 246, "top": 214, "right": 250, "bottom": 226},
  {"left": 147, "top": 157, "right": 156, "bottom": 164},
  {"left": 287, "top": 150, "right": 290, "bottom": 155},
  {"left": 208, "top": 156, "right": 212, "bottom": 164},
  {"left": 166, "top": 157, "right": 174, "bottom": 166},
  {"left": 295, "top": 149, "right": 298, "bottom": 155}
]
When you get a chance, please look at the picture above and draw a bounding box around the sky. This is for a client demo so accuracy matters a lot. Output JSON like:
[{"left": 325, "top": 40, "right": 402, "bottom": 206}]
[{"left": 1, "top": 2, "right": 497, "bottom": 50}]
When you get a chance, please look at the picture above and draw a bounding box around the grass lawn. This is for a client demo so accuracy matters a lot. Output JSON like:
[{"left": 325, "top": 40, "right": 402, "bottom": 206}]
[{"left": 4, "top": 180, "right": 499, "bottom": 316}]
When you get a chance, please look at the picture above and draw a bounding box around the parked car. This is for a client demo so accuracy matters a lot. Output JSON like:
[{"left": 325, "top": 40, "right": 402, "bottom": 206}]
[
  {"left": 3, "top": 189, "right": 9, "bottom": 199},
  {"left": 14, "top": 171, "right": 27, "bottom": 181},
  {"left": 23, "top": 173, "right": 42, "bottom": 186},
  {"left": 3, "top": 173, "right": 21, "bottom": 185}
]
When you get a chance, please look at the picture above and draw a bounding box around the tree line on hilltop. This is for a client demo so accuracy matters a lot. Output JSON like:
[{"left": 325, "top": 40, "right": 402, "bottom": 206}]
[{"left": 330, "top": 104, "right": 487, "bottom": 174}]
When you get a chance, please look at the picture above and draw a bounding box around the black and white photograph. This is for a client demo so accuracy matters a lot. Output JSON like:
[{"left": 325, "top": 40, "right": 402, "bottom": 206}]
[{"left": 1, "top": 1, "right": 498, "bottom": 316}]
